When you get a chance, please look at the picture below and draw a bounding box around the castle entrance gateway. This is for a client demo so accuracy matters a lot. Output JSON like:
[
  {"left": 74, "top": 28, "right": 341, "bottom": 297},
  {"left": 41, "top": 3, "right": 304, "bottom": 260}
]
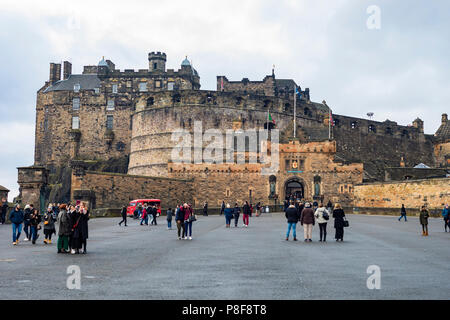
[{"left": 284, "top": 178, "right": 304, "bottom": 200}]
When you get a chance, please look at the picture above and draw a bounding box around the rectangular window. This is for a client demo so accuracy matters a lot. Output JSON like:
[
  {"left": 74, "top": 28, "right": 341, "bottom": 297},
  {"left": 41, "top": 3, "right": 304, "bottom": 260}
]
[
  {"left": 168, "top": 82, "right": 174, "bottom": 91},
  {"left": 126, "top": 81, "right": 132, "bottom": 88},
  {"left": 107, "top": 100, "right": 115, "bottom": 111},
  {"left": 74, "top": 83, "right": 80, "bottom": 92},
  {"left": 94, "top": 87, "right": 100, "bottom": 94},
  {"left": 106, "top": 115, "right": 113, "bottom": 129},
  {"left": 72, "top": 116, "right": 80, "bottom": 129},
  {"left": 139, "top": 82, "right": 147, "bottom": 92},
  {"left": 155, "top": 80, "right": 161, "bottom": 88},
  {"left": 112, "top": 84, "right": 118, "bottom": 94},
  {"left": 72, "top": 98, "right": 80, "bottom": 111},
  {"left": 285, "top": 159, "right": 290, "bottom": 170}
]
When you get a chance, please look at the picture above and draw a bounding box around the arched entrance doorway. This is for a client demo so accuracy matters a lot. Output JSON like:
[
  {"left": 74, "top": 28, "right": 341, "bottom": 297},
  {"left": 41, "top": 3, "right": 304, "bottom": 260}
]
[{"left": 284, "top": 178, "right": 304, "bottom": 201}]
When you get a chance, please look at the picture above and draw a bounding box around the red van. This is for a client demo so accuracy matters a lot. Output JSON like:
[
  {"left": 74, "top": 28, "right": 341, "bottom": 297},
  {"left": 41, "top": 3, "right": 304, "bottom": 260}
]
[{"left": 127, "top": 199, "right": 161, "bottom": 217}]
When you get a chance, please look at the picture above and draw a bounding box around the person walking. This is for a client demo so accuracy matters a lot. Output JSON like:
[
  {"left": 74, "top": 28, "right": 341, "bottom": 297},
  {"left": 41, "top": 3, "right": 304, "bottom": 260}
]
[
  {"left": 419, "top": 206, "right": 429, "bottom": 236},
  {"left": 1, "top": 198, "right": 8, "bottom": 224},
  {"left": 233, "top": 203, "right": 241, "bottom": 227},
  {"left": 332, "top": 203, "right": 346, "bottom": 242},
  {"left": 242, "top": 201, "right": 250, "bottom": 227},
  {"left": 256, "top": 202, "right": 261, "bottom": 217},
  {"left": 119, "top": 206, "right": 127, "bottom": 226},
  {"left": 314, "top": 203, "right": 330, "bottom": 242},
  {"left": 203, "top": 202, "right": 208, "bottom": 216},
  {"left": 57, "top": 204, "right": 71, "bottom": 253},
  {"left": 283, "top": 200, "right": 289, "bottom": 213},
  {"left": 150, "top": 204, "right": 158, "bottom": 225},
  {"left": 23, "top": 204, "right": 32, "bottom": 241},
  {"left": 29, "top": 208, "right": 42, "bottom": 245},
  {"left": 285, "top": 203, "right": 299, "bottom": 241},
  {"left": 9, "top": 204, "right": 24, "bottom": 245},
  {"left": 166, "top": 207, "right": 173, "bottom": 230},
  {"left": 43, "top": 206, "right": 56, "bottom": 244},
  {"left": 183, "top": 203, "right": 194, "bottom": 240},
  {"left": 224, "top": 203, "right": 233, "bottom": 228},
  {"left": 441, "top": 204, "right": 449, "bottom": 232},
  {"left": 140, "top": 203, "right": 149, "bottom": 226},
  {"left": 398, "top": 204, "right": 407, "bottom": 222},
  {"left": 300, "top": 202, "right": 315, "bottom": 242},
  {"left": 220, "top": 201, "right": 225, "bottom": 216},
  {"left": 175, "top": 205, "right": 185, "bottom": 239}
]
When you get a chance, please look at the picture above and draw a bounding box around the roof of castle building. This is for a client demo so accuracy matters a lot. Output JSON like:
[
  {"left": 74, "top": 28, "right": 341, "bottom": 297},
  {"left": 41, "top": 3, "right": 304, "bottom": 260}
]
[
  {"left": 435, "top": 118, "right": 450, "bottom": 141},
  {"left": 181, "top": 57, "right": 191, "bottom": 66},
  {"left": 275, "top": 79, "right": 297, "bottom": 92},
  {"left": 43, "top": 74, "right": 101, "bottom": 92},
  {"left": 0, "top": 185, "right": 9, "bottom": 192},
  {"left": 98, "top": 57, "right": 108, "bottom": 67}
]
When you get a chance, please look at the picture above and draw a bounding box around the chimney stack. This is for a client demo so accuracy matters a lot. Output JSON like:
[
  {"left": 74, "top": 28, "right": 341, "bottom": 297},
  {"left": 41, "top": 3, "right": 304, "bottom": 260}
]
[
  {"left": 442, "top": 113, "right": 448, "bottom": 125},
  {"left": 63, "top": 61, "right": 72, "bottom": 80},
  {"left": 49, "top": 62, "right": 61, "bottom": 83}
]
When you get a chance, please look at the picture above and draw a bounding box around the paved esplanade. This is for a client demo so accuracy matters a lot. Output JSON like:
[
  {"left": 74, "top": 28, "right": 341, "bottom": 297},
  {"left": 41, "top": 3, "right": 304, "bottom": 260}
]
[{"left": 0, "top": 213, "right": 448, "bottom": 299}]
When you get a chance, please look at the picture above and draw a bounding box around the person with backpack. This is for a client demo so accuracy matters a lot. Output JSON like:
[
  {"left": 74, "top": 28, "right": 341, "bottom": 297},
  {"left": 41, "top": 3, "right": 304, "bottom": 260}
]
[
  {"left": 314, "top": 203, "right": 330, "bottom": 242},
  {"left": 285, "top": 202, "right": 299, "bottom": 241},
  {"left": 43, "top": 206, "right": 56, "bottom": 244},
  {"left": 441, "top": 204, "right": 449, "bottom": 232},
  {"left": 398, "top": 204, "right": 407, "bottom": 222},
  {"left": 419, "top": 206, "right": 430, "bottom": 236}
]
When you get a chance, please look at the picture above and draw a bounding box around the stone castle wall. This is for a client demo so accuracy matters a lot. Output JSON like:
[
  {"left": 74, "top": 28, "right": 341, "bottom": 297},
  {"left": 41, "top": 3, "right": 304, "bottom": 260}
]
[{"left": 353, "top": 178, "right": 450, "bottom": 210}]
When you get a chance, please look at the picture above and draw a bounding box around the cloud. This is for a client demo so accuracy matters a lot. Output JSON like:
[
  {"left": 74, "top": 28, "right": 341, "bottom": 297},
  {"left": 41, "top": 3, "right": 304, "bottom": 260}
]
[{"left": 0, "top": 0, "right": 449, "bottom": 201}]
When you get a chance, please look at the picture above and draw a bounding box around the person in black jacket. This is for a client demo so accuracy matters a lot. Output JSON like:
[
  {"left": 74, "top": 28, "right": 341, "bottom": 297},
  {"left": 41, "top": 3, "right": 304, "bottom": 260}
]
[
  {"left": 9, "top": 204, "right": 24, "bottom": 245},
  {"left": 119, "top": 206, "right": 127, "bottom": 226},
  {"left": 29, "top": 208, "right": 42, "bottom": 245},
  {"left": 285, "top": 203, "right": 299, "bottom": 241},
  {"left": 332, "top": 203, "right": 346, "bottom": 242},
  {"left": 203, "top": 202, "right": 208, "bottom": 216},
  {"left": 1, "top": 198, "right": 8, "bottom": 224},
  {"left": 233, "top": 203, "right": 241, "bottom": 227},
  {"left": 242, "top": 201, "right": 251, "bottom": 227},
  {"left": 23, "top": 204, "right": 32, "bottom": 241},
  {"left": 150, "top": 205, "right": 158, "bottom": 225},
  {"left": 175, "top": 205, "right": 185, "bottom": 239}
]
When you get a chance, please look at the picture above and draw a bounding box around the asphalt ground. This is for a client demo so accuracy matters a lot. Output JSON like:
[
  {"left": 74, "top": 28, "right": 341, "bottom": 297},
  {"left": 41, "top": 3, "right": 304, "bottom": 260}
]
[{"left": 0, "top": 213, "right": 448, "bottom": 299}]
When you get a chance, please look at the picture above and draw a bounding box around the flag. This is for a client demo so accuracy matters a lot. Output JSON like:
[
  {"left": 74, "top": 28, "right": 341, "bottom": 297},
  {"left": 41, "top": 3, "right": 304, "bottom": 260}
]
[
  {"left": 295, "top": 87, "right": 302, "bottom": 99},
  {"left": 329, "top": 111, "right": 334, "bottom": 126},
  {"left": 268, "top": 112, "right": 275, "bottom": 124}
]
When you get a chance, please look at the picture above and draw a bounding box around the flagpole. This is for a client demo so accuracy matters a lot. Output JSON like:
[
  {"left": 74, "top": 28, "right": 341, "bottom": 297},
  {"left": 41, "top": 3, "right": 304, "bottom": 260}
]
[
  {"left": 329, "top": 109, "right": 331, "bottom": 140},
  {"left": 294, "top": 86, "right": 296, "bottom": 138}
]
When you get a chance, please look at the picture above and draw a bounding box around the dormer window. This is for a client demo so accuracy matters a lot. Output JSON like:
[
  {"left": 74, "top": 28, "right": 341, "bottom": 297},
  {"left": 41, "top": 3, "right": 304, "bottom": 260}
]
[
  {"left": 107, "top": 100, "right": 115, "bottom": 111},
  {"left": 74, "top": 83, "right": 80, "bottom": 92}
]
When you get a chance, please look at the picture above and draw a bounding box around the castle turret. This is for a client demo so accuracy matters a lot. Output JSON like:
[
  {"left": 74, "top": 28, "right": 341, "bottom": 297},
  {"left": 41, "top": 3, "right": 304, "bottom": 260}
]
[
  {"left": 413, "top": 118, "right": 424, "bottom": 133},
  {"left": 148, "top": 51, "right": 166, "bottom": 72}
]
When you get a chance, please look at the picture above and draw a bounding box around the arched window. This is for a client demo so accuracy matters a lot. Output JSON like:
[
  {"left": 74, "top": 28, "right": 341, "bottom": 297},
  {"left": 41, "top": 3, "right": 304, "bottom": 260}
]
[
  {"left": 368, "top": 124, "right": 376, "bottom": 133},
  {"left": 351, "top": 121, "right": 357, "bottom": 129},
  {"left": 146, "top": 97, "right": 154, "bottom": 106},
  {"left": 269, "top": 175, "right": 277, "bottom": 196},
  {"left": 385, "top": 127, "right": 393, "bottom": 135}
]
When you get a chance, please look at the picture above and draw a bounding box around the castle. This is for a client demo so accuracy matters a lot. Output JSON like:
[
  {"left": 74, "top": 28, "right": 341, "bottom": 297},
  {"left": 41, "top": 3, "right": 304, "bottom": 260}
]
[{"left": 17, "top": 51, "right": 449, "bottom": 213}]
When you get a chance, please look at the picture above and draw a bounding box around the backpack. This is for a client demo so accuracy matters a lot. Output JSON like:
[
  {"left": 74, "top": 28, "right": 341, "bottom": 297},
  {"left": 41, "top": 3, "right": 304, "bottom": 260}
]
[{"left": 322, "top": 210, "right": 329, "bottom": 221}]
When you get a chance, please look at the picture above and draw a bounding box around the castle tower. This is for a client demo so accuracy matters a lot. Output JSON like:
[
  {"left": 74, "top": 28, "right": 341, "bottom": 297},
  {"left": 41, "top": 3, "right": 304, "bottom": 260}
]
[{"left": 148, "top": 51, "right": 167, "bottom": 72}]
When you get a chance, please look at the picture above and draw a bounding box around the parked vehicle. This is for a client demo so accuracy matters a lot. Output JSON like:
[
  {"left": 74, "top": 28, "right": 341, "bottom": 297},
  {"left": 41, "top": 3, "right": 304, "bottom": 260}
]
[{"left": 127, "top": 199, "right": 161, "bottom": 217}]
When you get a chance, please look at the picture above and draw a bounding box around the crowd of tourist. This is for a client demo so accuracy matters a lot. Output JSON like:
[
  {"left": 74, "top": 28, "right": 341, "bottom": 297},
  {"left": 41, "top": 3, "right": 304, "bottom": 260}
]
[{"left": 6, "top": 201, "right": 90, "bottom": 254}]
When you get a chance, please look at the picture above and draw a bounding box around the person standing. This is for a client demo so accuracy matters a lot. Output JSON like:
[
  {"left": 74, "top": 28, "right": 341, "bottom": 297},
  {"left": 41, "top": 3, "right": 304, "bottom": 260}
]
[
  {"left": 224, "top": 203, "right": 233, "bottom": 228},
  {"left": 166, "top": 208, "right": 173, "bottom": 230},
  {"left": 300, "top": 202, "right": 315, "bottom": 242},
  {"left": 441, "top": 204, "right": 449, "bottom": 232},
  {"left": 419, "top": 206, "right": 429, "bottom": 236},
  {"left": 57, "top": 204, "right": 71, "bottom": 253},
  {"left": 326, "top": 200, "right": 333, "bottom": 214},
  {"left": 283, "top": 200, "right": 289, "bottom": 213},
  {"left": 78, "top": 202, "right": 89, "bottom": 253},
  {"left": 9, "top": 204, "right": 24, "bottom": 245},
  {"left": 1, "top": 198, "right": 8, "bottom": 224},
  {"left": 220, "top": 201, "right": 225, "bottom": 216},
  {"left": 70, "top": 206, "right": 82, "bottom": 254},
  {"left": 242, "top": 201, "right": 250, "bottom": 227},
  {"left": 29, "top": 208, "right": 42, "bottom": 245},
  {"left": 314, "top": 203, "right": 330, "bottom": 242},
  {"left": 332, "top": 203, "right": 346, "bottom": 242},
  {"left": 203, "top": 202, "right": 208, "bottom": 216},
  {"left": 175, "top": 205, "right": 185, "bottom": 239},
  {"left": 233, "top": 203, "right": 241, "bottom": 227},
  {"left": 256, "top": 202, "right": 261, "bottom": 217},
  {"left": 183, "top": 203, "right": 194, "bottom": 240},
  {"left": 43, "top": 206, "right": 56, "bottom": 244},
  {"left": 119, "top": 206, "right": 127, "bottom": 226},
  {"left": 398, "top": 204, "right": 407, "bottom": 222},
  {"left": 285, "top": 203, "right": 299, "bottom": 241}
]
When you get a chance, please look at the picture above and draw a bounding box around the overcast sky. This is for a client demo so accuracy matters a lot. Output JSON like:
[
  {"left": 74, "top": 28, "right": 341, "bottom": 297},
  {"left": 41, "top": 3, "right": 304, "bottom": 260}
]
[{"left": 0, "top": 0, "right": 449, "bottom": 201}]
